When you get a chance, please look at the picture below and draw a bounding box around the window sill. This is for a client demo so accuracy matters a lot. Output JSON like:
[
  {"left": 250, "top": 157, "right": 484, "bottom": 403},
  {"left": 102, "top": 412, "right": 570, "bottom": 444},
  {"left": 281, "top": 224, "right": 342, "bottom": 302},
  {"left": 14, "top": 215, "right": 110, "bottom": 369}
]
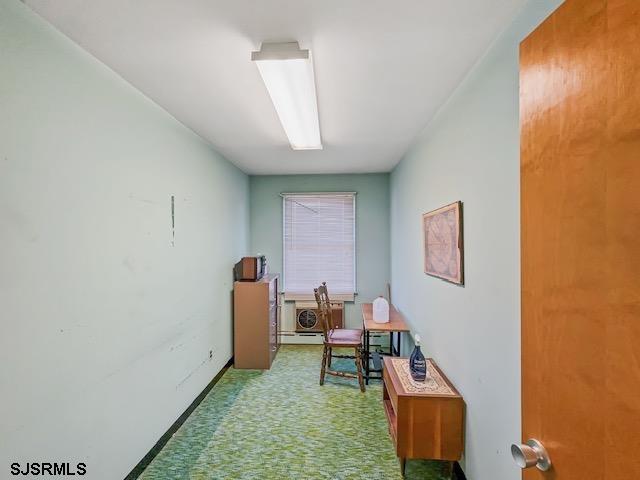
[{"left": 283, "top": 292, "right": 356, "bottom": 302}]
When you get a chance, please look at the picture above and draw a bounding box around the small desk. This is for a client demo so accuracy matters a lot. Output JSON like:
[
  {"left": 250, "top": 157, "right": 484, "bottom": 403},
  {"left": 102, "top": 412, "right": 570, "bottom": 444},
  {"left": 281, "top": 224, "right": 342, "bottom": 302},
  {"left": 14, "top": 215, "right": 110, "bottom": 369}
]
[{"left": 361, "top": 303, "right": 410, "bottom": 383}]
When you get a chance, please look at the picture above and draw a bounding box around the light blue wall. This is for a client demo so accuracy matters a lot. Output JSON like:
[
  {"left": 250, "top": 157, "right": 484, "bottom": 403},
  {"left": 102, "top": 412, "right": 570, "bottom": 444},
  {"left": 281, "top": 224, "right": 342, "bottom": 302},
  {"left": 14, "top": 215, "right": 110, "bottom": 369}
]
[
  {"left": 390, "top": 1, "right": 562, "bottom": 479},
  {"left": 250, "top": 174, "right": 390, "bottom": 328},
  {"left": 0, "top": 1, "right": 248, "bottom": 478}
]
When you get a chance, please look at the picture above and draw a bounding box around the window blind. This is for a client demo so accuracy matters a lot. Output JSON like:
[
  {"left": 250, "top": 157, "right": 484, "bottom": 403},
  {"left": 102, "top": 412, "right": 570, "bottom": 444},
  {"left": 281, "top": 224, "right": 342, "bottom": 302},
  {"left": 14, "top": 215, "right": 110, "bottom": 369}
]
[{"left": 283, "top": 193, "right": 356, "bottom": 299}]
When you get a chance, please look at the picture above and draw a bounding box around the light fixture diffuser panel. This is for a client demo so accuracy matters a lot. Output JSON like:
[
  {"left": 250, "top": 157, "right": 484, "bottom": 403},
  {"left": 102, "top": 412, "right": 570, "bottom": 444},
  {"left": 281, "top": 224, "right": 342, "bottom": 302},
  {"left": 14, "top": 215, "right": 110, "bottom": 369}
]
[{"left": 252, "top": 42, "right": 322, "bottom": 150}]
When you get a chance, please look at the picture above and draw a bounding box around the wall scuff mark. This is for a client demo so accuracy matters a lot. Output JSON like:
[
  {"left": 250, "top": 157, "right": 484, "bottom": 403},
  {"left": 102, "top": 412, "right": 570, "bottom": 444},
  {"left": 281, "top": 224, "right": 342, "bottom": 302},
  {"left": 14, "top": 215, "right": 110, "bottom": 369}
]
[{"left": 170, "top": 194, "right": 175, "bottom": 247}]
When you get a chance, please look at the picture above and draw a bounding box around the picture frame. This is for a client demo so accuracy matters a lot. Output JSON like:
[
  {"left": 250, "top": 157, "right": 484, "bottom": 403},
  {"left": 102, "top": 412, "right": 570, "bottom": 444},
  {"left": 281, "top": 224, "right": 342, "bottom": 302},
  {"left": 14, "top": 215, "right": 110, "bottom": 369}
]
[{"left": 422, "top": 201, "right": 464, "bottom": 285}]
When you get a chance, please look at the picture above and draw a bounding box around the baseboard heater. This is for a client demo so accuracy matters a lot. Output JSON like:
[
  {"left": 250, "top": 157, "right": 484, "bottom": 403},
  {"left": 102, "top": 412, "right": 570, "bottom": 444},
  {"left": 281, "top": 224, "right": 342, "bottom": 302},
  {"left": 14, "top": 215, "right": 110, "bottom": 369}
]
[{"left": 279, "top": 330, "right": 323, "bottom": 345}]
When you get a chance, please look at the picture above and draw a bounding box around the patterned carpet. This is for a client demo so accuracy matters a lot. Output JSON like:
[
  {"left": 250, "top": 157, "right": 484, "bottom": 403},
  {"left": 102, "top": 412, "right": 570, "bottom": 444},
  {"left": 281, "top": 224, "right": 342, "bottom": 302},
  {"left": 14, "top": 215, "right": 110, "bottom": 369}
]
[{"left": 140, "top": 345, "right": 453, "bottom": 479}]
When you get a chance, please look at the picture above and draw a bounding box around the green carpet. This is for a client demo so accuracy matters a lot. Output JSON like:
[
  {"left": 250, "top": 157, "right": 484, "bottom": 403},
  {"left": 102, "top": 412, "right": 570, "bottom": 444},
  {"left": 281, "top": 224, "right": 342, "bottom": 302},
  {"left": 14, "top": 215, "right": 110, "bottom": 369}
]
[{"left": 140, "top": 345, "right": 453, "bottom": 479}]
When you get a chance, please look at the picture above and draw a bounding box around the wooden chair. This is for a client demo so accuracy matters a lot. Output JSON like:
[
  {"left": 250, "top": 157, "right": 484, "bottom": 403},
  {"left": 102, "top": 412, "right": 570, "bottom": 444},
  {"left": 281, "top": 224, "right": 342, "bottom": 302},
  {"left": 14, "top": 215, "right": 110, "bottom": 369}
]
[{"left": 314, "top": 282, "right": 365, "bottom": 392}]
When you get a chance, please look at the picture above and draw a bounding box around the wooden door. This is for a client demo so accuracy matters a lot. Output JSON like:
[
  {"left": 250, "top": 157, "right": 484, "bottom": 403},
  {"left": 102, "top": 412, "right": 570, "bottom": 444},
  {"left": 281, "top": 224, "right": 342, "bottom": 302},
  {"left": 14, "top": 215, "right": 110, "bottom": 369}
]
[{"left": 520, "top": 0, "right": 640, "bottom": 478}]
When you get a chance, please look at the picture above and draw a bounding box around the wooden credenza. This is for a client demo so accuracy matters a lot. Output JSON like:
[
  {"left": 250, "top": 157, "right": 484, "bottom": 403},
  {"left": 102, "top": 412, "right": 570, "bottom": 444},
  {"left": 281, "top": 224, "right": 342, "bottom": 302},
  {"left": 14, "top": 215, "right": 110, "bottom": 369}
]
[
  {"left": 382, "top": 356, "right": 464, "bottom": 475},
  {"left": 233, "top": 274, "right": 280, "bottom": 369}
]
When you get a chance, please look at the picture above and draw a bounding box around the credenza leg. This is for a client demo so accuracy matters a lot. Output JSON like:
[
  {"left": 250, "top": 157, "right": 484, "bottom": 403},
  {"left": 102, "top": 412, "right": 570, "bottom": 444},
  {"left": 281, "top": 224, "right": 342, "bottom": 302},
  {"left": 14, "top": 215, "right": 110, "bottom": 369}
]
[{"left": 399, "top": 457, "right": 406, "bottom": 477}]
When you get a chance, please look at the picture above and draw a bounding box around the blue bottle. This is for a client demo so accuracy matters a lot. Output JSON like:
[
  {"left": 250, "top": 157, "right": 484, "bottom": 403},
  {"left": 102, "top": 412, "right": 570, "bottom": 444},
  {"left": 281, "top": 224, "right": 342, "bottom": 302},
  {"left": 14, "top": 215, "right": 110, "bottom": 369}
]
[{"left": 409, "top": 334, "right": 427, "bottom": 382}]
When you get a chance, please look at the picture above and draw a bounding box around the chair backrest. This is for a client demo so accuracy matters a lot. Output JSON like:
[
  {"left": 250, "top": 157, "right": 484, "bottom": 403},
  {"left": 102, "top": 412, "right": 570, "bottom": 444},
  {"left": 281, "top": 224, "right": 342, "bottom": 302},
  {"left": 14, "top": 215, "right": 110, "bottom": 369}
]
[{"left": 314, "top": 282, "right": 333, "bottom": 341}]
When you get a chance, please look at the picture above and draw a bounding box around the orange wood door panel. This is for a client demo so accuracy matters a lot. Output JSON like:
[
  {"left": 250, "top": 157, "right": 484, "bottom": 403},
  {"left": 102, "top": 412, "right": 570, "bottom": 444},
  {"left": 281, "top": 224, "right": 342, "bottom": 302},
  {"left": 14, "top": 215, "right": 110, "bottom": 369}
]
[
  {"left": 604, "top": 0, "right": 640, "bottom": 476},
  {"left": 520, "top": 0, "right": 640, "bottom": 478}
]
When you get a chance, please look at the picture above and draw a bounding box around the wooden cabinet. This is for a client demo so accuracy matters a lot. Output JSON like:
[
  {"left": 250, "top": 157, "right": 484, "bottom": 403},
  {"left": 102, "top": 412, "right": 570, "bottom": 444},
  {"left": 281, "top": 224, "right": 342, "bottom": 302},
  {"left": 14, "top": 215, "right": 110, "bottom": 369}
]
[
  {"left": 233, "top": 274, "right": 280, "bottom": 369},
  {"left": 382, "top": 356, "right": 464, "bottom": 475}
]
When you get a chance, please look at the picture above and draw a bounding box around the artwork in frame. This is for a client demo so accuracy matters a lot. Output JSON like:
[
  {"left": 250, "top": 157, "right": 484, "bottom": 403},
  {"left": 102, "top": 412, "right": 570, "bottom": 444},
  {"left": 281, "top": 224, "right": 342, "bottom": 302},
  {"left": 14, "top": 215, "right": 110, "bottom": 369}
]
[{"left": 422, "top": 201, "right": 464, "bottom": 285}]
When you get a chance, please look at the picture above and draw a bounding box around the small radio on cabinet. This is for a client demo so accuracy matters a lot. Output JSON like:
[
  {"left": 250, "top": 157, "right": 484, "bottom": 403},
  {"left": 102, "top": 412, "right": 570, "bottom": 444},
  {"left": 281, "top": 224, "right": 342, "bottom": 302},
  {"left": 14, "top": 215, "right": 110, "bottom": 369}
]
[
  {"left": 295, "top": 301, "right": 344, "bottom": 333},
  {"left": 234, "top": 256, "right": 267, "bottom": 281}
]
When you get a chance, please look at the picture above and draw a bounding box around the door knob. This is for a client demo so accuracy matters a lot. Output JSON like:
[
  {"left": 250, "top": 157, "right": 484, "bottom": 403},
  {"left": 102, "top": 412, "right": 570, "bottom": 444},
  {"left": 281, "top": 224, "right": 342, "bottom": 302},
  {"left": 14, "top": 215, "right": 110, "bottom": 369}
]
[{"left": 511, "top": 439, "right": 551, "bottom": 471}]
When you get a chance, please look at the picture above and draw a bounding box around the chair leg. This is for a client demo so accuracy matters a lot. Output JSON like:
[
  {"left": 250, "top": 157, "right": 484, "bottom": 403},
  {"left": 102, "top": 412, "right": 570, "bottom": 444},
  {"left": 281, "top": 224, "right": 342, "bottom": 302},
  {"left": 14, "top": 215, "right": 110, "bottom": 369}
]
[
  {"left": 320, "top": 344, "right": 328, "bottom": 386},
  {"left": 327, "top": 347, "right": 332, "bottom": 368},
  {"left": 355, "top": 346, "right": 365, "bottom": 392}
]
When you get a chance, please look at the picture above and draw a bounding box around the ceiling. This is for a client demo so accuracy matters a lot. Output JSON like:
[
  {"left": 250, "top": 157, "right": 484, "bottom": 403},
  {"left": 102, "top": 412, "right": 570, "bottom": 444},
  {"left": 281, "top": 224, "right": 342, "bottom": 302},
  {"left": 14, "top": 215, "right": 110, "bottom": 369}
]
[{"left": 25, "top": 0, "right": 526, "bottom": 175}]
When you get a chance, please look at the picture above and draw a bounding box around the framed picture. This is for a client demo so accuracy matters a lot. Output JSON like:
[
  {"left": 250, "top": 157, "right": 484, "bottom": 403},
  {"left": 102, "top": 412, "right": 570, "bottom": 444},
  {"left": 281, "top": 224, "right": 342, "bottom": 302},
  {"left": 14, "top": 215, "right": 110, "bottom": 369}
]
[{"left": 422, "top": 201, "right": 464, "bottom": 285}]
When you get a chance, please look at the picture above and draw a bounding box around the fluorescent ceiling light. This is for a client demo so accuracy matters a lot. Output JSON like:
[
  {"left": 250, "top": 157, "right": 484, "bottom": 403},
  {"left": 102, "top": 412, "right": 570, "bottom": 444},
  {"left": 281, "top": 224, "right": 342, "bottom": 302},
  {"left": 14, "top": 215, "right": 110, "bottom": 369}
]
[{"left": 252, "top": 42, "right": 322, "bottom": 150}]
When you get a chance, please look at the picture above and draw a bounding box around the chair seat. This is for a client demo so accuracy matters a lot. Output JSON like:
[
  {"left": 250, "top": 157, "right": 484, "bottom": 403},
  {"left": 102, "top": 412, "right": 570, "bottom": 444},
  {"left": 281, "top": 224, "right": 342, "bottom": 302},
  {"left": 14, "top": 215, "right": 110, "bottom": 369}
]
[{"left": 327, "top": 328, "right": 363, "bottom": 345}]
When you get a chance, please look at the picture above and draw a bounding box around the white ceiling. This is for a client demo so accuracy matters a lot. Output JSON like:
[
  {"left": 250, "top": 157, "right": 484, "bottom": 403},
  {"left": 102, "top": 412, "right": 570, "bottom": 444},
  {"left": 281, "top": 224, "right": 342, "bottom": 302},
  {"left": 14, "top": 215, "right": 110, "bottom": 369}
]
[{"left": 25, "top": 0, "right": 526, "bottom": 175}]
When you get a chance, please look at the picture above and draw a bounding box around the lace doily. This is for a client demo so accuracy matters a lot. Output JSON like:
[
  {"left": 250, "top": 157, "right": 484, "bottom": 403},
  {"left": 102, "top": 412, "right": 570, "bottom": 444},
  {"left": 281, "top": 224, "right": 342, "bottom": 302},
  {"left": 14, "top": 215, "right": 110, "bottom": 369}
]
[{"left": 389, "top": 358, "right": 455, "bottom": 395}]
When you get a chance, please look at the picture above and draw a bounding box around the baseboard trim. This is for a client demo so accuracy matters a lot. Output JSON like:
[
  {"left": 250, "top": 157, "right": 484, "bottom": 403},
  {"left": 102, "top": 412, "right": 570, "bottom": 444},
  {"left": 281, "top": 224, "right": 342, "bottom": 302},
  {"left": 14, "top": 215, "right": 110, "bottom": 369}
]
[
  {"left": 453, "top": 461, "right": 467, "bottom": 480},
  {"left": 124, "top": 357, "right": 233, "bottom": 479}
]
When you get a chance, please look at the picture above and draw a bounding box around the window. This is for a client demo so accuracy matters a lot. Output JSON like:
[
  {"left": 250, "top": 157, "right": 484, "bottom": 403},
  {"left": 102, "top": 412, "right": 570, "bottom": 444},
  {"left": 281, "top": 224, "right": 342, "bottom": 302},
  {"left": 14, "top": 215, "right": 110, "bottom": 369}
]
[{"left": 283, "top": 193, "right": 356, "bottom": 300}]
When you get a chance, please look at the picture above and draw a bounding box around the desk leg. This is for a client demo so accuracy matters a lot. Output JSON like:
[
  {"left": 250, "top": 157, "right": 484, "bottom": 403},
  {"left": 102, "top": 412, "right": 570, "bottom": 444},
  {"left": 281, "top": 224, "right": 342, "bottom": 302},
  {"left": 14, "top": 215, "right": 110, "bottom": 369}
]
[
  {"left": 396, "top": 331, "right": 401, "bottom": 356},
  {"left": 365, "top": 330, "right": 370, "bottom": 385},
  {"left": 389, "top": 331, "right": 393, "bottom": 355},
  {"left": 399, "top": 457, "right": 406, "bottom": 477}
]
